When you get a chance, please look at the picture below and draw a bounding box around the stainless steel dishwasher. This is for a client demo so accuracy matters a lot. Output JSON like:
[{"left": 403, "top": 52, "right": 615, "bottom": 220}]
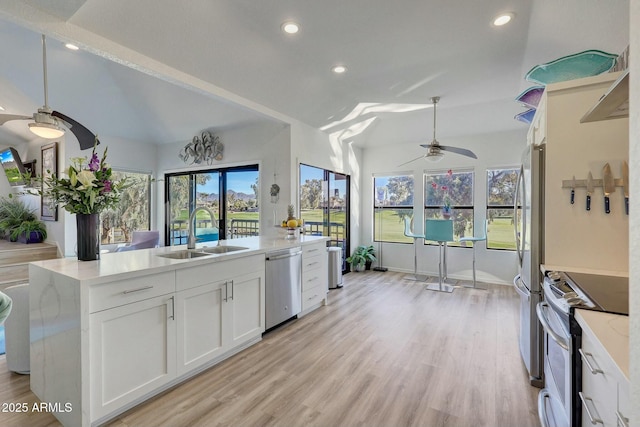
[{"left": 265, "top": 247, "right": 302, "bottom": 330}]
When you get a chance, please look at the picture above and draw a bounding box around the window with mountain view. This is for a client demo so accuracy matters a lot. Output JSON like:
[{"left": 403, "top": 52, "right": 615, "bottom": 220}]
[
  {"left": 165, "top": 165, "right": 259, "bottom": 246},
  {"left": 486, "top": 168, "right": 518, "bottom": 250}
]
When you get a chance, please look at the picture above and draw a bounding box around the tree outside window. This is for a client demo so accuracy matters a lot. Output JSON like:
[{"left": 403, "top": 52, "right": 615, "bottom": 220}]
[
  {"left": 486, "top": 168, "right": 518, "bottom": 250},
  {"left": 100, "top": 170, "right": 151, "bottom": 244},
  {"left": 424, "top": 169, "right": 474, "bottom": 246},
  {"left": 373, "top": 175, "right": 414, "bottom": 243}
]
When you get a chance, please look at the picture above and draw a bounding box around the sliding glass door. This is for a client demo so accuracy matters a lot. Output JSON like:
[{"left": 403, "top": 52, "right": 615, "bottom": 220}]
[
  {"left": 165, "top": 165, "right": 258, "bottom": 245},
  {"left": 300, "top": 164, "right": 350, "bottom": 272}
]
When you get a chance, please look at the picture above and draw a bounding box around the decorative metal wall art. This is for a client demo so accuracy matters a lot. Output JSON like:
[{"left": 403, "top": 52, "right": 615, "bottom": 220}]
[{"left": 179, "top": 131, "right": 223, "bottom": 165}]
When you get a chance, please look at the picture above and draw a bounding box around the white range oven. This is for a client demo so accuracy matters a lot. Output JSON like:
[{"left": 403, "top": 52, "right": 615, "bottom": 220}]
[{"left": 537, "top": 271, "right": 628, "bottom": 427}]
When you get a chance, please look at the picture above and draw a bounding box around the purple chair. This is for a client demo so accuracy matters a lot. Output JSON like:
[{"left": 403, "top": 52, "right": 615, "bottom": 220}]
[{"left": 115, "top": 231, "right": 160, "bottom": 252}]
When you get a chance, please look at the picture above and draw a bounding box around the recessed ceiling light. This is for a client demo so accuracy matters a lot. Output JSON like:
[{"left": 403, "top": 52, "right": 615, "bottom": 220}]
[
  {"left": 281, "top": 21, "right": 300, "bottom": 34},
  {"left": 65, "top": 43, "right": 79, "bottom": 50},
  {"left": 493, "top": 13, "right": 515, "bottom": 26},
  {"left": 332, "top": 65, "right": 347, "bottom": 74}
]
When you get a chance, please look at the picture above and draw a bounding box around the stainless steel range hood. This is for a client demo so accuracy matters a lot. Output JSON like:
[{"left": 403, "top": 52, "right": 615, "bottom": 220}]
[{"left": 581, "top": 70, "right": 629, "bottom": 123}]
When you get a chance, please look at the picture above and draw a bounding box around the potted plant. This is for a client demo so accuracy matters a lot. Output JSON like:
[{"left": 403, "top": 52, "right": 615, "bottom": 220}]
[
  {"left": 346, "top": 245, "right": 377, "bottom": 272},
  {"left": 11, "top": 219, "right": 48, "bottom": 243},
  {"left": 0, "top": 196, "right": 37, "bottom": 241}
]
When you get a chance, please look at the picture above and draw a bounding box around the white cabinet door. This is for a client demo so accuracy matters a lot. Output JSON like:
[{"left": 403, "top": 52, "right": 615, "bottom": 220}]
[
  {"left": 176, "top": 280, "right": 227, "bottom": 376},
  {"left": 227, "top": 270, "right": 264, "bottom": 347},
  {"left": 90, "top": 294, "right": 177, "bottom": 421}
]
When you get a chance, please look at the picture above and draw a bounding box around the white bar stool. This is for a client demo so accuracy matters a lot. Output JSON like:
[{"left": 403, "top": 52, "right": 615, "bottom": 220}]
[
  {"left": 403, "top": 217, "right": 426, "bottom": 281},
  {"left": 459, "top": 220, "right": 488, "bottom": 290}
]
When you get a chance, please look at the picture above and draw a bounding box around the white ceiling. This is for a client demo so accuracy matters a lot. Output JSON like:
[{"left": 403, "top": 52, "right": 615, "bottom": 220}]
[{"left": 0, "top": 0, "right": 630, "bottom": 149}]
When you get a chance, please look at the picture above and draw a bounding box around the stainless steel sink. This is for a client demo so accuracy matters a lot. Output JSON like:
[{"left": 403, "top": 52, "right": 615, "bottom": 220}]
[
  {"left": 157, "top": 250, "right": 212, "bottom": 260},
  {"left": 200, "top": 246, "right": 249, "bottom": 254}
]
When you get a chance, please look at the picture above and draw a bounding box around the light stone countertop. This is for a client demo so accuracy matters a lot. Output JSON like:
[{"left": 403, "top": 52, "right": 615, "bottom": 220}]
[
  {"left": 29, "top": 235, "right": 329, "bottom": 286},
  {"left": 540, "top": 264, "right": 629, "bottom": 277},
  {"left": 575, "top": 309, "right": 629, "bottom": 381}
]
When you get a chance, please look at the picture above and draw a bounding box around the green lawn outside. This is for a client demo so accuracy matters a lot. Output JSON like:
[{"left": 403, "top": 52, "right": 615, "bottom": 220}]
[{"left": 172, "top": 208, "right": 516, "bottom": 250}]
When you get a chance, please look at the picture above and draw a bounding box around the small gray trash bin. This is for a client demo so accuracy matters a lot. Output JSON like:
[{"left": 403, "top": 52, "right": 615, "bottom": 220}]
[{"left": 328, "top": 247, "right": 343, "bottom": 289}]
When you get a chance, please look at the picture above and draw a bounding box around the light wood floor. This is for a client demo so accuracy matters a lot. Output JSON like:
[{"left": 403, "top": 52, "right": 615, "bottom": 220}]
[{"left": 0, "top": 272, "right": 540, "bottom": 427}]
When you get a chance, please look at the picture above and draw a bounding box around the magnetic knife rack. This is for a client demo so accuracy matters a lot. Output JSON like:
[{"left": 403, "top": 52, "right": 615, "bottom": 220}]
[{"left": 561, "top": 178, "right": 625, "bottom": 189}]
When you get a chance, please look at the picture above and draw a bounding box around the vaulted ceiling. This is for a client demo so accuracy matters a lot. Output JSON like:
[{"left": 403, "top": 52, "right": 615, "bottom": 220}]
[{"left": 0, "top": 0, "right": 630, "bottom": 148}]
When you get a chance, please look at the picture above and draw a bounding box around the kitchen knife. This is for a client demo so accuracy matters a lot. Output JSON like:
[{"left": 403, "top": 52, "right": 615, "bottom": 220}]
[
  {"left": 622, "top": 161, "right": 629, "bottom": 215},
  {"left": 570, "top": 176, "right": 575, "bottom": 204},
  {"left": 586, "top": 172, "right": 594, "bottom": 211},
  {"left": 603, "top": 163, "right": 615, "bottom": 214}
]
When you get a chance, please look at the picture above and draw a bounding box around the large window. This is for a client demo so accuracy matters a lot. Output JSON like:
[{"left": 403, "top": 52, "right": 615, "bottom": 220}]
[
  {"left": 100, "top": 170, "right": 152, "bottom": 244},
  {"left": 486, "top": 168, "right": 518, "bottom": 250},
  {"left": 373, "top": 175, "right": 413, "bottom": 243},
  {"left": 424, "top": 169, "right": 473, "bottom": 246},
  {"left": 165, "top": 165, "right": 259, "bottom": 246}
]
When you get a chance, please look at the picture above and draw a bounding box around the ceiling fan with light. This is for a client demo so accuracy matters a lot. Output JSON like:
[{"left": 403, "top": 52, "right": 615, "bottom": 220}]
[
  {"left": 398, "top": 96, "right": 477, "bottom": 166},
  {"left": 0, "top": 35, "right": 99, "bottom": 150}
]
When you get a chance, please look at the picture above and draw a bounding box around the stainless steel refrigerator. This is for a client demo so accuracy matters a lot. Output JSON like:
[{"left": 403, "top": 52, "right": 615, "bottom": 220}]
[{"left": 513, "top": 143, "right": 544, "bottom": 388}]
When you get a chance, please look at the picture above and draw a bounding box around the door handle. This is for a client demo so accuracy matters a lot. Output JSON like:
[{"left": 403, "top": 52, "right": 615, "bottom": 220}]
[
  {"left": 223, "top": 281, "right": 228, "bottom": 302},
  {"left": 536, "top": 302, "right": 569, "bottom": 351},
  {"left": 579, "top": 392, "right": 603, "bottom": 425},
  {"left": 229, "top": 280, "right": 234, "bottom": 301}
]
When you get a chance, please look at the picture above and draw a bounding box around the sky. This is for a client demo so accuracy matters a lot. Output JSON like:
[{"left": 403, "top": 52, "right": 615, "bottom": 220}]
[{"left": 198, "top": 171, "right": 257, "bottom": 195}]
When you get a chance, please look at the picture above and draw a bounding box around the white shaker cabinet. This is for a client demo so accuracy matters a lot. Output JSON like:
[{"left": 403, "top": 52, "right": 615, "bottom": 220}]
[
  {"left": 176, "top": 279, "right": 226, "bottom": 376},
  {"left": 576, "top": 310, "right": 630, "bottom": 427},
  {"left": 90, "top": 293, "right": 177, "bottom": 421},
  {"left": 300, "top": 242, "right": 328, "bottom": 313},
  {"left": 175, "top": 254, "right": 265, "bottom": 375}
]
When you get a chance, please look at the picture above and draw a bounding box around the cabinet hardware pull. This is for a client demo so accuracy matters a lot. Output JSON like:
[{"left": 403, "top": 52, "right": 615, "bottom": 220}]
[
  {"left": 229, "top": 280, "right": 234, "bottom": 301},
  {"left": 579, "top": 392, "right": 603, "bottom": 425},
  {"left": 308, "top": 295, "right": 318, "bottom": 300},
  {"left": 168, "top": 296, "right": 175, "bottom": 320},
  {"left": 307, "top": 248, "right": 318, "bottom": 253},
  {"left": 616, "top": 410, "right": 629, "bottom": 427},
  {"left": 308, "top": 276, "right": 318, "bottom": 282},
  {"left": 579, "top": 349, "right": 603, "bottom": 375},
  {"left": 306, "top": 261, "right": 319, "bottom": 267},
  {"left": 223, "top": 281, "right": 228, "bottom": 302},
  {"left": 122, "top": 285, "right": 153, "bottom": 294}
]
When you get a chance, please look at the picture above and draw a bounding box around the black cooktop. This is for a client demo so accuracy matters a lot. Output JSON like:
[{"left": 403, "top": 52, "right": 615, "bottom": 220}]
[{"left": 565, "top": 272, "right": 629, "bottom": 315}]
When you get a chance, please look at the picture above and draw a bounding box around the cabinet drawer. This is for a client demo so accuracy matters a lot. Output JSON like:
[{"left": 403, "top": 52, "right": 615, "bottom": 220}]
[
  {"left": 302, "top": 243, "right": 324, "bottom": 257},
  {"left": 302, "top": 287, "right": 324, "bottom": 311},
  {"left": 90, "top": 271, "right": 175, "bottom": 313},
  {"left": 302, "top": 253, "right": 324, "bottom": 272},
  {"left": 302, "top": 270, "right": 324, "bottom": 292},
  {"left": 580, "top": 332, "right": 618, "bottom": 426},
  {"left": 176, "top": 254, "right": 264, "bottom": 291}
]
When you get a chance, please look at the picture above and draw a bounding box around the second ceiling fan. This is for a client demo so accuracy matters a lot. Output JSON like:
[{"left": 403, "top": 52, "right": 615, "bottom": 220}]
[{"left": 399, "top": 96, "right": 477, "bottom": 167}]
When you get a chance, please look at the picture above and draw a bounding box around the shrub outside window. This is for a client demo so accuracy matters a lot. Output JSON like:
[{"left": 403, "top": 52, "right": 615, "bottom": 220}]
[{"left": 424, "top": 169, "right": 474, "bottom": 246}]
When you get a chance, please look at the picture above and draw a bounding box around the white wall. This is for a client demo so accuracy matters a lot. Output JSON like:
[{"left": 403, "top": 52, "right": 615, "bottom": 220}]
[{"left": 361, "top": 129, "right": 526, "bottom": 285}]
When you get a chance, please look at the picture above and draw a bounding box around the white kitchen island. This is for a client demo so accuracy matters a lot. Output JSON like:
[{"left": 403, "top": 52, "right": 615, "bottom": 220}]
[{"left": 28, "top": 235, "right": 329, "bottom": 427}]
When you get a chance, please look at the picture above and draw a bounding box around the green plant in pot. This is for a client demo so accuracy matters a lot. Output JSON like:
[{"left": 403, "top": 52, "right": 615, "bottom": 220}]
[
  {"left": 346, "top": 245, "right": 376, "bottom": 272},
  {"left": 0, "top": 196, "right": 37, "bottom": 241},
  {"left": 10, "top": 219, "right": 48, "bottom": 244}
]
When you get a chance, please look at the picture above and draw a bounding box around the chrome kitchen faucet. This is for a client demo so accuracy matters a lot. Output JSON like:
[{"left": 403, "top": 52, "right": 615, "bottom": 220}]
[{"left": 187, "top": 207, "right": 217, "bottom": 249}]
